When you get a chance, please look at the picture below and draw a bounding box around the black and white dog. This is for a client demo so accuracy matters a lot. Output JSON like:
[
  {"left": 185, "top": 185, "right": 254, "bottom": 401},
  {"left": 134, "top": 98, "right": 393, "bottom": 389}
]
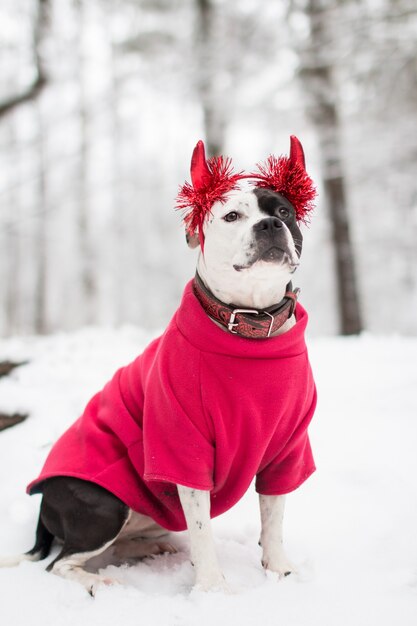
[{"left": 0, "top": 137, "right": 316, "bottom": 594}]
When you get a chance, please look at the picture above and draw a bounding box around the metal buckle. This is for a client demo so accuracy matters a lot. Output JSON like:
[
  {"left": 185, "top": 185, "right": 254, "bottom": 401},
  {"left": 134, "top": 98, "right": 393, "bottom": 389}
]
[
  {"left": 228, "top": 308, "right": 259, "bottom": 334},
  {"left": 263, "top": 311, "right": 275, "bottom": 337},
  {"left": 228, "top": 308, "right": 275, "bottom": 337}
]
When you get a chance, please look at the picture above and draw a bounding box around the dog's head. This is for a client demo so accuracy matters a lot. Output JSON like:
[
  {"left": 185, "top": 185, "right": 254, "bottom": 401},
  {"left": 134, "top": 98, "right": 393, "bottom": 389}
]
[
  {"left": 195, "top": 187, "right": 302, "bottom": 270},
  {"left": 179, "top": 137, "right": 315, "bottom": 307},
  {"left": 186, "top": 188, "right": 302, "bottom": 306}
]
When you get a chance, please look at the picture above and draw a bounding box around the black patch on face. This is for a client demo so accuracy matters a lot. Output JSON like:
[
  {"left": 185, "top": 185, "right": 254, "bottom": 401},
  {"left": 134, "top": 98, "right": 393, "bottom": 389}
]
[{"left": 253, "top": 188, "right": 303, "bottom": 257}]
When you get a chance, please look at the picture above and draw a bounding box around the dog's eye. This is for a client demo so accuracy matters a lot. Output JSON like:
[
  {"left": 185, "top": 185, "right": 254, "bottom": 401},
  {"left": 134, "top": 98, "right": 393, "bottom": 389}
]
[
  {"left": 278, "top": 207, "right": 290, "bottom": 219},
  {"left": 224, "top": 211, "right": 239, "bottom": 222}
]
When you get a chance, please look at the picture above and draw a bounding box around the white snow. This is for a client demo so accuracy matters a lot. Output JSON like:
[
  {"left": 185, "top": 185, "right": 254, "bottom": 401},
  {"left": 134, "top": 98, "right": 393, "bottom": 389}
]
[{"left": 0, "top": 326, "right": 416, "bottom": 625}]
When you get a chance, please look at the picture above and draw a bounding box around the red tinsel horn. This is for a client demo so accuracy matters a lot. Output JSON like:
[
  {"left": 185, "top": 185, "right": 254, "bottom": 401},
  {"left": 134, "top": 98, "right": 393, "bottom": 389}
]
[
  {"left": 289, "top": 135, "right": 306, "bottom": 170},
  {"left": 191, "top": 140, "right": 212, "bottom": 189},
  {"left": 190, "top": 141, "right": 210, "bottom": 250},
  {"left": 176, "top": 140, "right": 243, "bottom": 251},
  {"left": 249, "top": 135, "right": 317, "bottom": 224}
]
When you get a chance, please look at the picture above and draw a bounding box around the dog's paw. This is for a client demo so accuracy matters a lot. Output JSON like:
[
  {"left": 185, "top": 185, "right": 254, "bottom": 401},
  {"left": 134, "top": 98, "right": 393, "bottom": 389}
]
[
  {"left": 153, "top": 541, "right": 178, "bottom": 555},
  {"left": 261, "top": 552, "right": 296, "bottom": 579},
  {"left": 87, "top": 575, "right": 122, "bottom": 597}
]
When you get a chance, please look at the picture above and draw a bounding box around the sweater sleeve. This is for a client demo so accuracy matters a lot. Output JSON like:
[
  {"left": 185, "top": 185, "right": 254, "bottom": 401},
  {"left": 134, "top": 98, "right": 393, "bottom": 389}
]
[
  {"left": 255, "top": 387, "right": 317, "bottom": 495},
  {"left": 142, "top": 331, "right": 215, "bottom": 491}
]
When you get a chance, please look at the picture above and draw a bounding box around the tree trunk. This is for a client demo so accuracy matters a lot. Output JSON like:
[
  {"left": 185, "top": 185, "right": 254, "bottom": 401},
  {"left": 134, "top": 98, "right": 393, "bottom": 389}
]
[
  {"left": 194, "top": 0, "right": 226, "bottom": 157},
  {"left": 75, "top": 0, "right": 97, "bottom": 325},
  {"left": 33, "top": 0, "right": 50, "bottom": 334},
  {"left": 4, "top": 124, "right": 20, "bottom": 335},
  {"left": 34, "top": 99, "right": 48, "bottom": 334},
  {"left": 109, "top": 25, "right": 125, "bottom": 326},
  {"left": 2, "top": 0, "right": 50, "bottom": 335},
  {"left": 291, "top": 0, "right": 363, "bottom": 335}
]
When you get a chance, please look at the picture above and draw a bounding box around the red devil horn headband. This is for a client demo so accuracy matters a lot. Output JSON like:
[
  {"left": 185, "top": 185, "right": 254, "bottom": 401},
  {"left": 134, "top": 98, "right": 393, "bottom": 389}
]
[
  {"left": 249, "top": 135, "right": 316, "bottom": 223},
  {"left": 176, "top": 135, "right": 316, "bottom": 247},
  {"left": 176, "top": 140, "right": 243, "bottom": 248}
]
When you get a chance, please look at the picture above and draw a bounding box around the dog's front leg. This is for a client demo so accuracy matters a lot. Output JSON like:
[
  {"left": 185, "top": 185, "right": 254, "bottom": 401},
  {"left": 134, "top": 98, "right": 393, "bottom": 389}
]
[
  {"left": 177, "top": 485, "right": 227, "bottom": 592},
  {"left": 259, "top": 494, "right": 294, "bottom": 577}
]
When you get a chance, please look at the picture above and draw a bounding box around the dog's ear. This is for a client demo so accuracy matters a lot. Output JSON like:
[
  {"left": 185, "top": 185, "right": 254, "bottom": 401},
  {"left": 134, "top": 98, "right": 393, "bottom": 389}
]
[{"left": 186, "top": 229, "right": 200, "bottom": 249}]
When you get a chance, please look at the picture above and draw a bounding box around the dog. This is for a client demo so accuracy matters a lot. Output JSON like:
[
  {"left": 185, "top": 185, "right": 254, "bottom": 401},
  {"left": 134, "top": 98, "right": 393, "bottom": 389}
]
[{"left": 0, "top": 136, "right": 317, "bottom": 594}]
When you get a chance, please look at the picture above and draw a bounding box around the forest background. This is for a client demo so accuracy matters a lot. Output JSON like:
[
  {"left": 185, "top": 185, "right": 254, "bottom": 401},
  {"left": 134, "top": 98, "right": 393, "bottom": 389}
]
[{"left": 1, "top": 0, "right": 417, "bottom": 338}]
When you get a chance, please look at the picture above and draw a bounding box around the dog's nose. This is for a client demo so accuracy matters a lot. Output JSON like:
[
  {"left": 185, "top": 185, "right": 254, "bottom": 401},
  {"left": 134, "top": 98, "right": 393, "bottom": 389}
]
[{"left": 253, "top": 217, "right": 283, "bottom": 233}]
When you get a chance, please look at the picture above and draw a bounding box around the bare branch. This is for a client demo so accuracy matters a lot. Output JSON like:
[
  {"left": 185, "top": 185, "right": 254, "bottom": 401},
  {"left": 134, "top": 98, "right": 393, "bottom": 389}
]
[{"left": 0, "top": 0, "right": 49, "bottom": 120}]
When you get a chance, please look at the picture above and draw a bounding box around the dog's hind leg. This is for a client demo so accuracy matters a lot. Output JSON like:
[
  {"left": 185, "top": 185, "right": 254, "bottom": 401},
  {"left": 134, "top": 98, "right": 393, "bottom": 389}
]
[
  {"left": 0, "top": 510, "right": 54, "bottom": 568},
  {"left": 40, "top": 477, "right": 130, "bottom": 595},
  {"left": 47, "top": 541, "right": 122, "bottom": 596}
]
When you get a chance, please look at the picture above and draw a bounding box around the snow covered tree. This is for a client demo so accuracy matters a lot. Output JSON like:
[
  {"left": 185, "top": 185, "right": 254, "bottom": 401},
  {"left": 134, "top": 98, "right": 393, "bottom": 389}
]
[
  {"left": 74, "top": 0, "right": 97, "bottom": 326},
  {"left": 288, "top": 0, "right": 363, "bottom": 335},
  {"left": 0, "top": 0, "right": 50, "bottom": 334}
]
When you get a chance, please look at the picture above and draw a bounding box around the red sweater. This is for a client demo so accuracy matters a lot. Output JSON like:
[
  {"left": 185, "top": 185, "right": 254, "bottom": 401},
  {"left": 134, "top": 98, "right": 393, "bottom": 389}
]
[{"left": 27, "top": 280, "right": 317, "bottom": 532}]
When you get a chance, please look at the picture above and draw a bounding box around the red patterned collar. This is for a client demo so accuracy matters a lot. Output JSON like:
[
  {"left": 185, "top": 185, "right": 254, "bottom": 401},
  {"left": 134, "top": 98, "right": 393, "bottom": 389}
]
[{"left": 192, "top": 273, "right": 299, "bottom": 339}]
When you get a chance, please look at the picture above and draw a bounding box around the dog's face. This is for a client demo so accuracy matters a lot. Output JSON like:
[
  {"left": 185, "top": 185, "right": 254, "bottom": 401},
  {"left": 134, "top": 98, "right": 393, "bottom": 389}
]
[{"left": 190, "top": 187, "right": 303, "bottom": 307}]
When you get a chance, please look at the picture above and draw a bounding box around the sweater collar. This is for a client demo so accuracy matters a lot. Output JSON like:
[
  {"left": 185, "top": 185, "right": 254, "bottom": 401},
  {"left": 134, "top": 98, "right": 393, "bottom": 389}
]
[
  {"left": 174, "top": 280, "right": 309, "bottom": 359},
  {"left": 192, "top": 272, "right": 299, "bottom": 339}
]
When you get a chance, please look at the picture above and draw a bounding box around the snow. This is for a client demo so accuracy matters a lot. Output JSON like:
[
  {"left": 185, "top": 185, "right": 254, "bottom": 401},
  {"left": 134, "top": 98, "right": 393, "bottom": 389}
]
[{"left": 0, "top": 326, "right": 417, "bottom": 625}]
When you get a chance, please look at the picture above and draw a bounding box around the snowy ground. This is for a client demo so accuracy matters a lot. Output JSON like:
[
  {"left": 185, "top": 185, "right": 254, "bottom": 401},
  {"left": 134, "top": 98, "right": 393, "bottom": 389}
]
[{"left": 0, "top": 326, "right": 416, "bottom": 626}]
